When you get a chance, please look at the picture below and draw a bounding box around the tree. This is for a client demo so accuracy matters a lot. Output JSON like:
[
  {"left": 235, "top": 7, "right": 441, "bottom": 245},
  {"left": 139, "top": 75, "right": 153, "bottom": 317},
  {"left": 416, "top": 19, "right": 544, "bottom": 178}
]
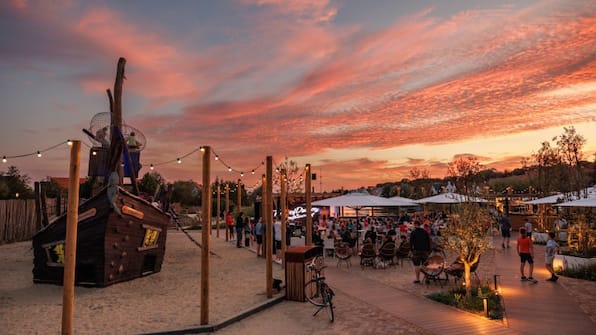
[
  {"left": 171, "top": 180, "right": 201, "bottom": 207},
  {"left": 0, "top": 166, "right": 33, "bottom": 199},
  {"left": 556, "top": 126, "right": 586, "bottom": 198},
  {"left": 274, "top": 157, "right": 304, "bottom": 194},
  {"left": 532, "top": 141, "right": 560, "bottom": 195},
  {"left": 440, "top": 202, "right": 492, "bottom": 298},
  {"left": 139, "top": 171, "right": 166, "bottom": 197},
  {"left": 447, "top": 155, "right": 482, "bottom": 196}
]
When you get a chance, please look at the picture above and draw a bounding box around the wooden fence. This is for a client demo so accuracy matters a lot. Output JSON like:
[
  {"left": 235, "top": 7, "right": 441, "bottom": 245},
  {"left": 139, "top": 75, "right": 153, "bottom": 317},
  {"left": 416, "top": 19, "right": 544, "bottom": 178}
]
[{"left": 0, "top": 199, "right": 38, "bottom": 244}]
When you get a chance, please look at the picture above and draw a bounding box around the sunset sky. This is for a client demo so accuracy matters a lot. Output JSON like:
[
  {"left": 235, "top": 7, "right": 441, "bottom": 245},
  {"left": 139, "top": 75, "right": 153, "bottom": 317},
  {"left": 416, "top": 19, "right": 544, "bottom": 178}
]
[{"left": 1, "top": 0, "right": 595, "bottom": 191}]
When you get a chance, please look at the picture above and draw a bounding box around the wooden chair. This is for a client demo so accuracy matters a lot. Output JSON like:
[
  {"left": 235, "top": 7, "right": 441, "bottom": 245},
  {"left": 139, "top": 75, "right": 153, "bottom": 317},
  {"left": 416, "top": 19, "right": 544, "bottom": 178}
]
[
  {"left": 421, "top": 255, "right": 446, "bottom": 287},
  {"left": 395, "top": 243, "right": 411, "bottom": 267},
  {"left": 378, "top": 241, "right": 397, "bottom": 268},
  {"left": 335, "top": 241, "right": 352, "bottom": 268},
  {"left": 359, "top": 241, "right": 376, "bottom": 269}
]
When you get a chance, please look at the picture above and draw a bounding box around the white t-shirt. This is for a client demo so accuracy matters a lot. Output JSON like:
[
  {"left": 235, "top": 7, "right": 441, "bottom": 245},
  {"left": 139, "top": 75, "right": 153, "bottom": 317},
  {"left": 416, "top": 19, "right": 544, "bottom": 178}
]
[
  {"left": 546, "top": 239, "right": 558, "bottom": 257},
  {"left": 273, "top": 220, "right": 282, "bottom": 241},
  {"left": 524, "top": 221, "right": 533, "bottom": 233}
]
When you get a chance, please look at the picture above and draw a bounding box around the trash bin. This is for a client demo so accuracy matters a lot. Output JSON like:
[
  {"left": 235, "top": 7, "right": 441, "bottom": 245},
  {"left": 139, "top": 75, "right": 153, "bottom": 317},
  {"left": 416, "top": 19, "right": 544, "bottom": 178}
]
[{"left": 285, "top": 245, "right": 323, "bottom": 301}]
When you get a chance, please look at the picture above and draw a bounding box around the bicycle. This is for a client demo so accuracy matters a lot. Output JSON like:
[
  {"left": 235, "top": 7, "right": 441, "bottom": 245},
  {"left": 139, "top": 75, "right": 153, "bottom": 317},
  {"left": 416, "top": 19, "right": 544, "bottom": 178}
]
[{"left": 304, "top": 255, "right": 335, "bottom": 322}]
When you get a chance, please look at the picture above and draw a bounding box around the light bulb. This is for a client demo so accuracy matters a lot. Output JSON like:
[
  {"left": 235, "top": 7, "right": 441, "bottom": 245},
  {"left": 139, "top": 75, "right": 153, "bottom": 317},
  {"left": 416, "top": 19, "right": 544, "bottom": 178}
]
[
  {"left": 228, "top": 167, "right": 232, "bottom": 172},
  {"left": 215, "top": 155, "right": 219, "bottom": 160},
  {"left": 37, "top": 151, "right": 42, "bottom": 158},
  {"left": 251, "top": 170, "right": 255, "bottom": 175},
  {"left": 67, "top": 139, "right": 73, "bottom": 146},
  {"left": 240, "top": 172, "right": 244, "bottom": 177},
  {"left": 177, "top": 158, "right": 181, "bottom": 164},
  {"left": 2, "top": 156, "right": 6, "bottom": 163},
  {"left": 92, "top": 151, "right": 97, "bottom": 156},
  {"left": 150, "top": 164, "right": 154, "bottom": 170}
]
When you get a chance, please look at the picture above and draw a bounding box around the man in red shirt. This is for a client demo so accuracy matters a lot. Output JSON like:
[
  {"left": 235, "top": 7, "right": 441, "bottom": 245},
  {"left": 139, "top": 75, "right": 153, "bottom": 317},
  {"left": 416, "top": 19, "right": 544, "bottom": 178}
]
[
  {"left": 226, "top": 211, "right": 235, "bottom": 241},
  {"left": 517, "top": 228, "right": 536, "bottom": 283}
]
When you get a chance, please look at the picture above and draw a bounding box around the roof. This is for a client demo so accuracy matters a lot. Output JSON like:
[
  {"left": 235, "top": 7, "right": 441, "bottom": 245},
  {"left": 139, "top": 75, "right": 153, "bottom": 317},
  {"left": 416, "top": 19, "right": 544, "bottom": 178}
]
[{"left": 49, "top": 177, "right": 87, "bottom": 189}]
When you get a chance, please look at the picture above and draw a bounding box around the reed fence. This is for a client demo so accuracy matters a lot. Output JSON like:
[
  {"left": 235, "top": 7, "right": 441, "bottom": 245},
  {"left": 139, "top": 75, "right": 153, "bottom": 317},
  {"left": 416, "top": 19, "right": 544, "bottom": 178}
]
[{"left": 0, "top": 199, "right": 38, "bottom": 244}]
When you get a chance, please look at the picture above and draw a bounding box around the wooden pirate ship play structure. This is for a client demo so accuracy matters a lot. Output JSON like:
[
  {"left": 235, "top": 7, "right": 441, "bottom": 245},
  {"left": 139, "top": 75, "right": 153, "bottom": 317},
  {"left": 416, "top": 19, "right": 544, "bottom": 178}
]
[{"left": 32, "top": 58, "right": 170, "bottom": 287}]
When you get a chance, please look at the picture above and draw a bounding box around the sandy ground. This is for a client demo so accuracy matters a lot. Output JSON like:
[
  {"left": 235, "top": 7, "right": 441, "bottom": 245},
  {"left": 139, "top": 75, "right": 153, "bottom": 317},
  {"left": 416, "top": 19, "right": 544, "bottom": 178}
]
[
  {"left": 2, "top": 231, "right": 594, "bottom": 335},
  {"left": 0, "top": 230, "right": 286, "bottom": 335}
]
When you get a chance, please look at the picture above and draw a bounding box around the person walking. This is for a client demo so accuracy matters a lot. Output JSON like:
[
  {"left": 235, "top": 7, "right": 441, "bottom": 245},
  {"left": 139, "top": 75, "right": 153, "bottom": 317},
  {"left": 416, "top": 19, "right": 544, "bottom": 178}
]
[
  {"left": 517, "top": 227, "right": 537, "bottom": 283},
  {"left": 410, "top": 220, "right": 431, "bottom": 284},
  {"left": 235, "top": 212, "right": 245, "bottom": 248},
  {"left": 500, "top": 214, "right": 512, "bottom": 249},
  {"left": 545, "top": 231, "right": 560, "bottom": 282}
]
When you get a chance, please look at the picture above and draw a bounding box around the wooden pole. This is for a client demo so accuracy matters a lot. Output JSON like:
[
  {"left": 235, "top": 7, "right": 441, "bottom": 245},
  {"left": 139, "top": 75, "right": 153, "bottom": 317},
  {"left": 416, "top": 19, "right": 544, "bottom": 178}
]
[
  {"left": 216, "top": 181, "right": 220, "bottom": 238},
  {"left": 61, "top": 140, "right": 81, "bottom": 335},
  {"left": 112, "top": 57, "right": 126, "bottom": 185},
  {"left": 261, "top": 174, "right": 267, "bottom": 254},
  {"left": 225, "top": 184, "right": 229, "bottom": 241},
  {"left": 281, "top": 169, "right": 287, "bottom": 266},
  {"left": 266, "top": 156, "right": 273, "bottom": 298},
  {"left": 305, "top": 164, "right": 312, "bottom": 246},
  {"left": 34, "top": 182, "right": 41, "bottom": 231},
  {"left": 237, "top": 179, "right": 242, "bottom": 215},
  {"left": 200, "top": 146, "right": 211, "bottom": 325}
]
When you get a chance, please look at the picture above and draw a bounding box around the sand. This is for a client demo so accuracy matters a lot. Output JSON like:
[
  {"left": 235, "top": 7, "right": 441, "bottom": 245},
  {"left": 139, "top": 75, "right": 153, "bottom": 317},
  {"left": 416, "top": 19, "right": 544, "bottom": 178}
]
[{"left": 0, "top": 230, "right": 285, "bottom": 335}]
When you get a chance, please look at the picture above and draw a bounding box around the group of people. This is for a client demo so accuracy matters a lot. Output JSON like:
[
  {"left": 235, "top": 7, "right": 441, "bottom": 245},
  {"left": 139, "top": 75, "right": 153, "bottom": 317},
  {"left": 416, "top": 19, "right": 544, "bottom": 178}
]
[
  {"left": 94, "top": 126, "right": 141, "bottom": 150},
  {"left": 225, "top": 211, "right": 283, "bottom": 259}
]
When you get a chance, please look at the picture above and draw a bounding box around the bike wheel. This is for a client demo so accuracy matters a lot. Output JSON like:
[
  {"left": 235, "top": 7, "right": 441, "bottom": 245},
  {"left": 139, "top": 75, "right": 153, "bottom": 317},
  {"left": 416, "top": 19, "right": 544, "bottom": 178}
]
[
  {"left": 325, "top": 289, "right": 334, "bottom": 322},
  {"left": 304, "top": 280, "right": 324, "bottom": 306}
]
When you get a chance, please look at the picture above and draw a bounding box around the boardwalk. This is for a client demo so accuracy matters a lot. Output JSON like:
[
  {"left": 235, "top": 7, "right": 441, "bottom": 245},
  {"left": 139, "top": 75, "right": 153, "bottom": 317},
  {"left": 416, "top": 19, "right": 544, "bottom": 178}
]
[{"left": 215, "top": 234, "right": 595, "bottom": 335}]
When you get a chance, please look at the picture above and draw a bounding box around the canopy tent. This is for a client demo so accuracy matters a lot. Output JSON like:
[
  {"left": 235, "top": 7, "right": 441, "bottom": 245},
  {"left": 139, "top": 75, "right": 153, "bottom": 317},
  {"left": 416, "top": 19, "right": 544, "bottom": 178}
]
[
  {"left": 414, "top": 192, "right": 488, "bottom": 204},
  {"left": 524, "top": 193, "right": 565, "bottom": 205},
  {"left": 389, "top": 196, "right": 418, "bottom": 207},
  {"left": 525, "top": 187, "right": 596, "bottom": 205},
  {"left": 312, "top": 192, "right": 399, "bottom": 207},
  {"left": 555, "top": 197, "right": 596, "bottom": 208}
]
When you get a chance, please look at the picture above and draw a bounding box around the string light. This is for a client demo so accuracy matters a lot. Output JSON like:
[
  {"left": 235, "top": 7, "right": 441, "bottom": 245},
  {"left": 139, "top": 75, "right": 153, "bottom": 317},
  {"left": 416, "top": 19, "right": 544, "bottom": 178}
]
[
  {"left": 2, "top": 156, "right": 6, "bottom": 163},
  {"left": 37, "top": 151, "right": 42, "bottom": 158},
  {"left": 67, "top": 139, "right": 73, "bottom": 146},
  {"left": 215, "top": 155, "right": 219, "bottom": 160},
  {"left": 177, "top": 158, "right": 182, "bottom": 164},
  {"left": 92, "top": 151, "right": 97, "bottom": 156},
  {"left": 228, "top": 167, "right": 232, "bottom": 172},
  {"left": 251, "top": 170, "right": 255, "bottom": 175},
  {"left": 150, "top": 164, "right": 154, "bottom": 170},
  {"left": 240, "top": 172, "right": 244, "bottom": 177}
]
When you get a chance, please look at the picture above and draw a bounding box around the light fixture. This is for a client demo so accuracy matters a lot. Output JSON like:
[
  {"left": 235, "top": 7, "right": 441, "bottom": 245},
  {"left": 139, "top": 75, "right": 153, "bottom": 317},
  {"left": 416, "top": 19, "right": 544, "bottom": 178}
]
[
  {"left": 177, "top": 158, "right": 181, "bottom": 164},
  {"left": 67, "top": 139, "right": 73, "bottom": 146},
  {"left": 200, "top": 146, "right": 205, "bottom": 152},
  {"left": 2, "top": 156, "right": 6, "bottom": 163},
  {"left": 240, "top": 172, "right": 244, "bottom": 177},
  {"left": 92, "top": 151, "right": 97, "bottom": 156},
  {"left": 251, "top": 170, "right": 255, "bottom": 175},
  {"left": 37, "top": 151, "right": 42, "bottom": 158},
  {"left": 150, "top": 164, "right": 154, "bottom": 170},
  {"left": 228, "top": 167, "right": 232, "bottom": 172},
  {"left": 215, "top": 155, "right": 219, "bottom": 160}
]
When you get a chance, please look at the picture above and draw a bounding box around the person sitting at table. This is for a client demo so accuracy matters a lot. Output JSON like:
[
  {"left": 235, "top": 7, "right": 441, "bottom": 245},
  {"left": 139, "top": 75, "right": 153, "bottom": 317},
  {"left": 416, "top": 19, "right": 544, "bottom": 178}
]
[
  {"left": 340, "top": 226, "right": 356, "bottom": 248},
  {"left": 364, "top": 226, "right": 377, "bottom": 244}
]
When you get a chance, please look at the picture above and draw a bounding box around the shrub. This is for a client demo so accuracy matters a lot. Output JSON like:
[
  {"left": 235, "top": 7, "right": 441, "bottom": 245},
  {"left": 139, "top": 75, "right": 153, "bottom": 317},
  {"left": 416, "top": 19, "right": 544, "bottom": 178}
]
[
  {"left": 557, "top": 263, "right": 596, "bottom": 281},
  {"left": 427, "top": 285, "right": 504, "bottom": 319}
]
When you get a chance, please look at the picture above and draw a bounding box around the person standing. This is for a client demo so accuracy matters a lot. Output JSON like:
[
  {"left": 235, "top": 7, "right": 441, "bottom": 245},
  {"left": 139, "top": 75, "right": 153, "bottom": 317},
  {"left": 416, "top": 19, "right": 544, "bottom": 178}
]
[
  {"left": 226, "top": 211, "right": 235, "bottom": 241},
  {"left": 524, "top": 219, "right": 533, "bottom": 239},
  {"left": 500, "top": 214, "right": 512, "bottom": 249},
  {"left": 235, "top": 212, "right": 244, "bottom": 248},
  {"left": 410, "top": 220, "right": 431, "bottom": 284},
  {"left": 545, "top": 232, "right": 560, "bottom": 282},
  {"left": 517, "top": 228, "right": 536, "bottom": 283},
  {"left": 273, "top": 216, "right": 282, "bottom": 259},
  {"left": 255, "top": 218, "right": 264, "bottom": 257}
]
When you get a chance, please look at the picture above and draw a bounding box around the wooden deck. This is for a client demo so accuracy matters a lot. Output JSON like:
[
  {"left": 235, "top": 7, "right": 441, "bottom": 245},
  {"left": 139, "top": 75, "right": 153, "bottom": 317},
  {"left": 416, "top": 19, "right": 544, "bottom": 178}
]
[{"left": 325, "top": 236, "right": 595, "bottom": 335}]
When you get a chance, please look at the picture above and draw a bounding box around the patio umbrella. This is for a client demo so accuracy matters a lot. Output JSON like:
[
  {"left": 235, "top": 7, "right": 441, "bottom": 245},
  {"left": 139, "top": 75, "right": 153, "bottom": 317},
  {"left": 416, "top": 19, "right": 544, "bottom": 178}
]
[
  {"left": 415, "top": 192, "right": 488, "bottom": 204},
  {"left": 555, "top": 197, "right": 596, "bottom": 208}
]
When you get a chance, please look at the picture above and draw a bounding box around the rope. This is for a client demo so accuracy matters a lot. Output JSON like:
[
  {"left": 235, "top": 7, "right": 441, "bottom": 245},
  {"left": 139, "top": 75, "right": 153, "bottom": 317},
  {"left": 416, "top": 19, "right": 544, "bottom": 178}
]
[{"left": 169, "top": 209, "right": 220, "bottom": 258}]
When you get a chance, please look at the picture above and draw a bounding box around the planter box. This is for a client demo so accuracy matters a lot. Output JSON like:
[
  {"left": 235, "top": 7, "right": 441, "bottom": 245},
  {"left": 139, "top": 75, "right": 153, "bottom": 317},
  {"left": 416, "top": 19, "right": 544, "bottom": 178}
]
[{"left": 553, "top": 254, "right": 596, "bottom": 271}]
